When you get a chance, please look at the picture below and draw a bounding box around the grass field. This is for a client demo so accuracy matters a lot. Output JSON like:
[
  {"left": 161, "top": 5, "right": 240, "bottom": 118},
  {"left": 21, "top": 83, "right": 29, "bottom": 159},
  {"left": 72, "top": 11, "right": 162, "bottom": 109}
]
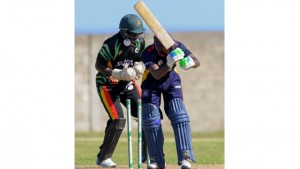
[{"left": 75, "top": 130, "right": 224, "bottom": 169}]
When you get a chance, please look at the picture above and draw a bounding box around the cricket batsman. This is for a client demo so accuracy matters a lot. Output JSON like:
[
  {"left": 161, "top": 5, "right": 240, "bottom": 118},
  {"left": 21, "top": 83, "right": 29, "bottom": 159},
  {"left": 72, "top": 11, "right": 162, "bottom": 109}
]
[{"left": 141, "top": 35, "right": 200, "bottom": 169}]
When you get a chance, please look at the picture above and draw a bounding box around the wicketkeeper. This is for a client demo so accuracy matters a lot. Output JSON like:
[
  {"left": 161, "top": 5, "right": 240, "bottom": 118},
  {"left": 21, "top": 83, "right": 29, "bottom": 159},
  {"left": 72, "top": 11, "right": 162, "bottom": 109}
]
[
  {"left": 141, "top": 35, "right": 200, "bottom": 169},
  {"left": 95, "top": 14, "right": 148, "bottom": 168}
]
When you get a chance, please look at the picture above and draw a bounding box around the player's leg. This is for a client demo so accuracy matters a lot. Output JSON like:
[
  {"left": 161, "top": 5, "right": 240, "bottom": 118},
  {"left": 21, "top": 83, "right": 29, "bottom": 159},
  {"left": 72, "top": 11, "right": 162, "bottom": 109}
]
[
  {"left": 96, "top": 119, "right": 125, "bottom": 167},
  {"left": 163, "top": 79, "right": 195, "bottom": 169},
  {"left": 96, "top": 85, "right": 125, "bottom": 167},
  {"left": 142, "top": 88, "right": 166, "bottom": 169},
  {"left": 167, "top": 98, "right": 195, "bottom": 168}
]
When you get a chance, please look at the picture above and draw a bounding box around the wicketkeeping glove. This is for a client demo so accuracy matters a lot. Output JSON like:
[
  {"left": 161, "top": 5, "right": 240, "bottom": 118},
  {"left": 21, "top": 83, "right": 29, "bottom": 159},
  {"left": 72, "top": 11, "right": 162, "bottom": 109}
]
[
  {"left": 111, "top": 67, "right": 137, "bottom": 81},
  {"left": 133, "top": 62, "right": 145, "bottom": 79},
  {"left": 166, "top": 47, "right": 185, "bottom": 68},
  {"left": 179, "top": 56, "right": 195, "bottom": 70}
]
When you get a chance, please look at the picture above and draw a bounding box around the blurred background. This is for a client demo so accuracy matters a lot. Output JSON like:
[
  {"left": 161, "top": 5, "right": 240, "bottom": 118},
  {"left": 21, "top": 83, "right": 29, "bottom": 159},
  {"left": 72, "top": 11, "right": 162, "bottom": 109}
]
[{"left": 75, "top": 0, "right": 224, "bottom": 132}]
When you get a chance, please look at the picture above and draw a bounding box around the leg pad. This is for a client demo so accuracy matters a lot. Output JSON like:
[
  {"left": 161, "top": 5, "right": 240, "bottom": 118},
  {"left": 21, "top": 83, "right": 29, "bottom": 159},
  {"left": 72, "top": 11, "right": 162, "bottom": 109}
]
[
  {"left": 168, "top": 98, "right": 195, "bottom": 165},
  {"left": 142, "top": 103, "right": 165, "bottom": 168},
  {"left": 97, "top": 118, "right": 126, "bottom": 162}
]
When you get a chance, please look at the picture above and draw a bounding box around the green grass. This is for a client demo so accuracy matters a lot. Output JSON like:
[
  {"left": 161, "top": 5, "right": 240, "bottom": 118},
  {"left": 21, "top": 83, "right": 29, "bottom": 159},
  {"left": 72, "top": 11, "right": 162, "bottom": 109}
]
[{"left": 75, "top": 130, "right": 224, "bottom": 166}]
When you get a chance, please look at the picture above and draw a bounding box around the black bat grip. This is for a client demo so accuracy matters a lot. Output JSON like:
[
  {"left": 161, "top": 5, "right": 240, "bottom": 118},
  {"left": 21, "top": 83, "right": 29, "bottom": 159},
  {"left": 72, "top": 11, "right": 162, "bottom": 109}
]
[{"left": 168, "top": 43, "right": 178, "bottom": 51}]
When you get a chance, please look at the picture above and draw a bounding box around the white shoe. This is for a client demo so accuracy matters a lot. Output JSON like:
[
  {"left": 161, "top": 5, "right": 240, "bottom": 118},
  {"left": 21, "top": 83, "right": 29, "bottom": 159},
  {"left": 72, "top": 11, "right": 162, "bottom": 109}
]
[
  {"left": 96, "top": 157, "right": 116, "bottom": 168},
  {"left": 147, "top": 162, "right": 167, "bottom": 169},
  {"left": 181, "top": 159, "right": 191, "bottom": 169},
  {"left": 147, "top": 162, "right": 158, "bottom": 169}
]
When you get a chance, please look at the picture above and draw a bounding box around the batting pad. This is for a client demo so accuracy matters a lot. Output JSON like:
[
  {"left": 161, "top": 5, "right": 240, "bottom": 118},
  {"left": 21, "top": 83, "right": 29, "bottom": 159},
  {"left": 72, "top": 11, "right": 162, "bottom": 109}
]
[
  {"left": 168, "top": 98, "right": 195, "bottom": 164},
  {"left": 142, "top": 103, "right": 165, "bottom": 168}
]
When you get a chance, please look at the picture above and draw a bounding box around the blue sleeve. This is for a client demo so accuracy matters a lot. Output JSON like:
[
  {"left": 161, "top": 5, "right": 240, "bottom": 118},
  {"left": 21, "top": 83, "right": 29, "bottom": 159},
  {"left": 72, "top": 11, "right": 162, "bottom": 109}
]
[
  {"left": 177, "top": 41, "right": 192, "bottom": 57},
  {"left": 142, "top": 50, "right": 155, "bottom": 70}
]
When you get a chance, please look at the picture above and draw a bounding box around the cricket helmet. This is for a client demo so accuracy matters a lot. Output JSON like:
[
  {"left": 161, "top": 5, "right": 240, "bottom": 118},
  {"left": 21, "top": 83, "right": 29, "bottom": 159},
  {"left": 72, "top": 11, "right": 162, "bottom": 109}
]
[{"left": 119, "top": 14, "right": 146, "bottom": 34}]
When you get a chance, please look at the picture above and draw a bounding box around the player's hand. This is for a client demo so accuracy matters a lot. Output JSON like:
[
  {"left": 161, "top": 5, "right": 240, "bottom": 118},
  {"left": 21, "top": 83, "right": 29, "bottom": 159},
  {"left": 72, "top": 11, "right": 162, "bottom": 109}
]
[
  {"left": 166, "top": 47, "right": 185, "bottom": 68},
  {"left": 112, "top": 68, "right": 137, "bottom": 81},
  {"left": 179, "top": 56, "right": 195, "bottom": 70},
  {"left": 133, "top": 62, "right": 145, "bottom": 79},
  {"left": 109, "top": 76, "right": 119, "bottom": 84}
]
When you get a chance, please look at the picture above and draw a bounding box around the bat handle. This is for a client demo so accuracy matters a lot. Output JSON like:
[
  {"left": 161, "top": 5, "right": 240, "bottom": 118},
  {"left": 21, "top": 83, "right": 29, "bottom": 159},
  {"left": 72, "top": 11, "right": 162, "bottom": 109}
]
[{"left": 168, "top": 43, "right": 179, "bottom": 52}]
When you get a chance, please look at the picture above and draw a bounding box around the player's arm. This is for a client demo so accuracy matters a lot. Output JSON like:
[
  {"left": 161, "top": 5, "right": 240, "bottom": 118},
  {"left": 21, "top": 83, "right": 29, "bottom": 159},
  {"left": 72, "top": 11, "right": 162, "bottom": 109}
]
[
  {"left": 145, "top": 47, "right": 184, "bottom": 80},
  {"left": 148, "top": 63, "right": 170, "bottom": 80},
  {"left": 149, "top": 52, "right": 200, "bottom": 79},
  {"left": 96, "top": 63, "right": 113, "bottom": 76},
  {"left": 96, "top": 49, "right": 135, "bottom": 82},
  {"left": 95, "top": 45, "right": 113, "bottom": 76},
  {"left": 96, "top": 61, "right": 136, "bottom": 81}
]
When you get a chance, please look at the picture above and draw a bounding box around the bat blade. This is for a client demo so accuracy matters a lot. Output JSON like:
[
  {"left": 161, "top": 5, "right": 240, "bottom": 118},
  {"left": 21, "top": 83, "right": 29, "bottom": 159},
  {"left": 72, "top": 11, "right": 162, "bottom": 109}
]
[{"left": 134, "top": 1, "right": 175, "bottom": 50}]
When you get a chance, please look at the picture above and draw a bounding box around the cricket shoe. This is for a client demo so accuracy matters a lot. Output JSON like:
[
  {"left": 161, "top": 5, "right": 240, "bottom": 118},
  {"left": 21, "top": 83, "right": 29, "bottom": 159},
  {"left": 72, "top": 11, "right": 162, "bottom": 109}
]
[
  {"left": 147, "top": 162, "right": 166, "bottom": 169},
  {"left": 181, "top": 159, "right": 191, "bottom": 169},
  {"left": 147, "top": 162, "right": 158, "bottom": 169},
  {"left": 96, "top": 157, "right": 116, "bottom": 168}
]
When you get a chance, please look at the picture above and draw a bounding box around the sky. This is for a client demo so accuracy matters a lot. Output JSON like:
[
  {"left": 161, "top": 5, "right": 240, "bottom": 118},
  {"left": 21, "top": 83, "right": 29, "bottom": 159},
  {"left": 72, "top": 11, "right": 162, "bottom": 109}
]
[{"left": 75, "top": 0, "right": 224, "bottom": 34}]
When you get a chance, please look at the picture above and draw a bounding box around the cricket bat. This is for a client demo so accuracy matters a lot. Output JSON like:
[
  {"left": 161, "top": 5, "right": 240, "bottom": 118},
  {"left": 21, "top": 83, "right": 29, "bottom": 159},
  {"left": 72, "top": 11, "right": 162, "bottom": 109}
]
[{"left": 134, "top": 1, "right": 176, "bottom": 50}]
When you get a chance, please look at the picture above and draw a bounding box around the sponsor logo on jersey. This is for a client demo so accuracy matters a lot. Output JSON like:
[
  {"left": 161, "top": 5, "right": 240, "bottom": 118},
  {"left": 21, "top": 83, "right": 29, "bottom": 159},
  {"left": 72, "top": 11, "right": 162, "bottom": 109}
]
[{"left": 116, "top": 59, "right": 134, "bottom": 67}]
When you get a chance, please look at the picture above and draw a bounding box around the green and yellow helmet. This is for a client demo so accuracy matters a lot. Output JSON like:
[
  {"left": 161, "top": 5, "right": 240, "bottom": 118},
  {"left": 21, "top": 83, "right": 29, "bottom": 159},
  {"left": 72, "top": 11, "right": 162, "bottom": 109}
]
[{"left": 119, "top": 14, "right": 146, "bottom": 34}]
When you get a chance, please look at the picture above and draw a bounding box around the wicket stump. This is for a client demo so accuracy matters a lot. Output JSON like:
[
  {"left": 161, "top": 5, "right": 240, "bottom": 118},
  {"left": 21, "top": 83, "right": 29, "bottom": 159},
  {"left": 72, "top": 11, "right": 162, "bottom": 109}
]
[{"left": 126, "top": 99, "right": 143, "bottom": 169}]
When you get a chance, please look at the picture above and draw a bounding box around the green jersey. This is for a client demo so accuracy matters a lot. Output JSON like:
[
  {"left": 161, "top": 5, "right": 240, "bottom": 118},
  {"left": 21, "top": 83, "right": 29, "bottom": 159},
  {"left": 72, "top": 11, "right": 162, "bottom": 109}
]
[{"left": 95, "top": 32, "right": 145, "bottom": 85}]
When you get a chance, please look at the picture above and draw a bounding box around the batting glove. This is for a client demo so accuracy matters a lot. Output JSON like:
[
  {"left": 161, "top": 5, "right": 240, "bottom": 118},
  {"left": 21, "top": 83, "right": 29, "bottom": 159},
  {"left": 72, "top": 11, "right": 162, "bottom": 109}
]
[
  {"left": 166, "top": 47, "right": 185, "bottom": 68},
  {"left": 179, "top": 56, "right": 195, "bottom": 70}
]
